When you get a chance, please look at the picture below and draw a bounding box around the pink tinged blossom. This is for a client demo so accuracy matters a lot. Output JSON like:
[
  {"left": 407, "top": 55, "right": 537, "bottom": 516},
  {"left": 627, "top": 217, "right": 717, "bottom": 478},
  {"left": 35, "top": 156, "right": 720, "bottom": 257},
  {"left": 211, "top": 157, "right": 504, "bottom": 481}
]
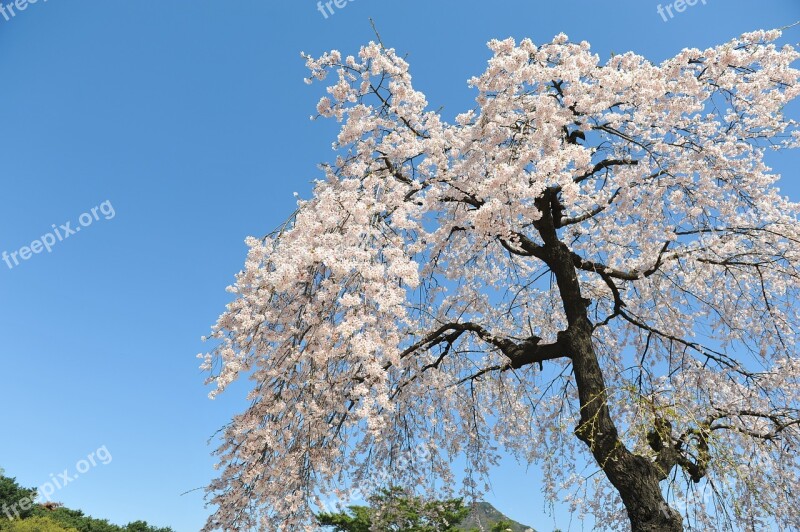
[{"left": 202, "top": 30, "right": 800, "bottom": 531}]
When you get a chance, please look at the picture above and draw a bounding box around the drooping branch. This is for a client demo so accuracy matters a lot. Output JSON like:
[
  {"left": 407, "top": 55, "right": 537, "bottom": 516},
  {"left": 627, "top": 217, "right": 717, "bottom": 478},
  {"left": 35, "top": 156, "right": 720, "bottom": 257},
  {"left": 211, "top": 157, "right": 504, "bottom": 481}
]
[
  {"left": 618, "top": 308, "right": 748, "bottom": 373},
  {"left": 389, "top": 321, "right": 569, "bottom": 400},
  {"left": 708, "top": 409, "right": 800, "bottom": 441},
  {"left": 401, "top": 321, "right": 567, "bottom": 370},
  {"left": 570, "top": 241, "right": 672, "bottom": 281},
  {"left": 573, "top": 158, "right": 639, "bottom": 184},
  {"left": 559, "top": 187, "right": 622, "bottom": 226}
]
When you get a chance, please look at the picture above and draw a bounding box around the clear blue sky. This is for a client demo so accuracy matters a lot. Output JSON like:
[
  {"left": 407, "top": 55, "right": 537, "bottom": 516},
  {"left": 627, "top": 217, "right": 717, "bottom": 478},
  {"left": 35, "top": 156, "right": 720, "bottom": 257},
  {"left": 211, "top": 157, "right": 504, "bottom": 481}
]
[{"left": 1, "top": 2, "right": 799, "bottom": 531}]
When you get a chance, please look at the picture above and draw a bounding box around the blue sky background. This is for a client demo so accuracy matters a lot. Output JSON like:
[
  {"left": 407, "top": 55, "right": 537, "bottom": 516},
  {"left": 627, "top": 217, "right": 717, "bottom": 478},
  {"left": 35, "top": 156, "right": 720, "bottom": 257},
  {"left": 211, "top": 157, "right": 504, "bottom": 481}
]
[{"left": 1, "top": 1, "right": 799, "bottom": 531}]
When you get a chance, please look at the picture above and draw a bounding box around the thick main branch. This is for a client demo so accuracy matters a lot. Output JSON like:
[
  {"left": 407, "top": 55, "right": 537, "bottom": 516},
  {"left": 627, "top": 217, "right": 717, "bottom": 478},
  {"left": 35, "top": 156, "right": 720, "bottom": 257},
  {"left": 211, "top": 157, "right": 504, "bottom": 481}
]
[{"left": 533, "top": 187, "right": 683, "bottom": 532}]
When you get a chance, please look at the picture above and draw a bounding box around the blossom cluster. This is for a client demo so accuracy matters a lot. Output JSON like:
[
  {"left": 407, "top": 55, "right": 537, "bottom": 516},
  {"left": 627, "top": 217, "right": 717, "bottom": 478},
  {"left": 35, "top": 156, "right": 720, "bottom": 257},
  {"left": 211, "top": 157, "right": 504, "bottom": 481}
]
[{"left": 202, "top": 30, "right": 800, "bottom": 530}]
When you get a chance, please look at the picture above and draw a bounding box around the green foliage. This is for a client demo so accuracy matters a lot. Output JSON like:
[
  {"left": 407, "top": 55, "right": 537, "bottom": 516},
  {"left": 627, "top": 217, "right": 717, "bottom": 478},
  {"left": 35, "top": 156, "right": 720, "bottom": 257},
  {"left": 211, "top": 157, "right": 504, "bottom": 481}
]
[
  {"left": 0, "top": 475, "right": 37, "bottom": 520},
  {"left": 0, "top": 515, "right": 77, "bottom": 532},
  {"left": 317, "top": 505, "right": 372, "bottom": 532},
  {"left": 31, "top": 507, "right": 173, "bottom": 532},
  {"left": 31, "top": 507, "right": 117, "bottom": 532},
  {"left": 122, "top": 520, "right": 173, "bottom": 532},
  {"left": 0, "top": 472, "right": 172, "bottom": 532},
  {"left": 317, "top": 487, "right": 470, "bottom": 532},
  {"left": 490, "top": 520, "right": 514, "bottom": 532}
]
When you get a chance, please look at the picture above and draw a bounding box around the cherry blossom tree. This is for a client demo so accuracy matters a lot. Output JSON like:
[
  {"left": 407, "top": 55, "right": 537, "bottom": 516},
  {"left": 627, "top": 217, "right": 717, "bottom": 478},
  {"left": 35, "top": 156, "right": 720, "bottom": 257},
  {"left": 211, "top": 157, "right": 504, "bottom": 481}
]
[{"left": 201, "top": 29, "right": 800, "bottom": 531}]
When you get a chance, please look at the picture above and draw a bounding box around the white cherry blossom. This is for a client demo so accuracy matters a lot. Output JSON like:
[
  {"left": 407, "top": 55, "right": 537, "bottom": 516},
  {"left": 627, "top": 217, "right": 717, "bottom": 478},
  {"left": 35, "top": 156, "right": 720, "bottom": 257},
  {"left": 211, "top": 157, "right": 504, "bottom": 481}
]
[{"left": 202, "top": 30, "right": 800, "bottom": 531}]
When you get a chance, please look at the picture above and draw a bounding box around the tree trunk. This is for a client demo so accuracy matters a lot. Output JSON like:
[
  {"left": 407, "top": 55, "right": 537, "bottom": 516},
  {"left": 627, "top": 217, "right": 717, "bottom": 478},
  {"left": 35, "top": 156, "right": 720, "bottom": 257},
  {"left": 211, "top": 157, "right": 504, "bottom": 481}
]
[
  {"left": 566, "top": 318, "right": 683, "bottom": 532},
  {"left": 536, "top": 190, "right": 683, "bottom": 531}
]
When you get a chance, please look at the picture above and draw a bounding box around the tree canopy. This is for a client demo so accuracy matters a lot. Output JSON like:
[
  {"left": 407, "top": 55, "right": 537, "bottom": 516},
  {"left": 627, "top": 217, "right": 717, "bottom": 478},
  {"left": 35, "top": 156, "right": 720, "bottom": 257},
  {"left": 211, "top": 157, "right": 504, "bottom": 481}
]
[
  {"left": 202, "top": 28, "right": 800, "bottom": 531},
  {"left": 0, "top": 475, "right": 37, "bottom": 521},
  {"left": 316, "top": 486, "right": 470, "bottom": 532},
  {"left": 0, "top": 472, "right": 173, "bottom": 532},
  {"left": 0, "top": 516, "right": 78, "bottom": 532}
]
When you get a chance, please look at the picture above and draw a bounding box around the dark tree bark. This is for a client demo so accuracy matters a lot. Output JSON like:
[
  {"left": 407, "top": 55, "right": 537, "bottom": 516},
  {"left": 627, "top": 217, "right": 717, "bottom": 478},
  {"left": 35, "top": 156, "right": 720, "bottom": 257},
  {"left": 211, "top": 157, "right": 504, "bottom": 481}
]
[{"left": 533, "top": 189, "right": 683, "bottom": 532}]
